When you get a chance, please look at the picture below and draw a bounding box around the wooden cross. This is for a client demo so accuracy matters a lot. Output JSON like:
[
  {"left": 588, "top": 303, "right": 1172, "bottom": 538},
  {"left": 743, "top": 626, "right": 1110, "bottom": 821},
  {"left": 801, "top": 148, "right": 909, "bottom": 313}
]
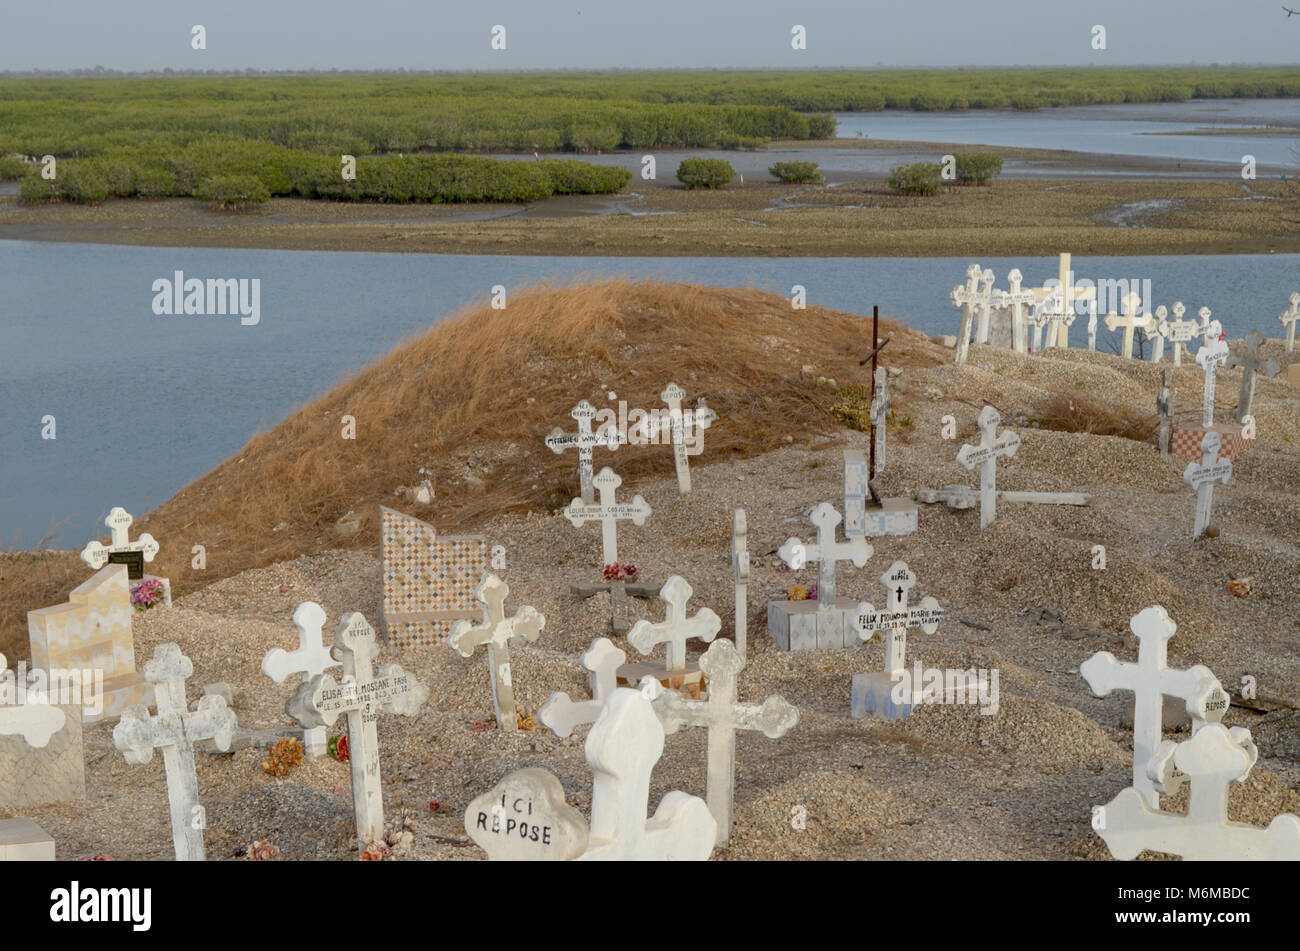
[
  {"left": 448, "top": 574, "right": 545, "bottom": 731},
  {"left": 538, "top": 637, "right": 626, "bottom": 739},
  {"left": 1183, "top": 431, "right": 1232, "bottom": 540},
  {"left": 1031, "top": 253, "right": 1096, "bottom": 350},
  {"left": 577, "top": 688, "right": 716, "bottom": 861},
  {"left": 852, "top": 561, "right": 945, "bottom": 678},
  {"left": 659, "top": 382, "right": 717, "bottom": 494},
  {"left": 1157, "top": 369, "right": 1173, "bottom": 459},
  {"left": 1103, "top": 291, "right": 1149, "bottom": 360},
  {"left": 0, "top": 653, "right": 66, "bottom": 748},
  {"left": 1225, "top": 329, "right": 1280, "bottom": 423},
  {"left": 1195, "top": 321, "right": 1230, "bottom": 427},
  {"left": 956, "top": 406, "right": 1022, "bottom": 531},
  {"left": 999, "top": 268, "right": 1037, "bottom": 354},
  {"left": 113, "top": 643, "right": 237, "bottom": 861},
  {"left": 777, "top": 502, "right": 873, "bottom": 608},
  {"left": 562, "top": 466, "right": 651, "bottom": 568},
  {"left": 1080, "top": 605, "right": 1227, "bottom": 809},
  {"left": 732, "top": 509, "right": 749, "bottom": 662},
  {"left": 950, "top": 263, "right": 987, "bottom": 364},
  {"left": 869, "top": 366, "right": 889, "bottom": 472},
  {"left": 80, "top": 506, "right": 160, "bottom": 571},
  {"left": 1156, "top": 302, "right": 1200, "bottom": 367},
  {"left": 627, "top": 574, "right": 720, "bottom": 674},
  {"left": 649, "top": 639, "right": 799, "bottom": 847},
  {"left": 1095, "top": 722, "right": 1300, "bottom": 860},
  {"left": 1280, "top": 292, "right": 1300, "bottom": 353},
  {"left": 288, "top": 613, "right": 427, "bottom": 847},
  {"left": 545, "top": 399, "right": 625, "bottom": 504},
  {"left": 261, "top": 601, "right": 341, "bottom": 756}
]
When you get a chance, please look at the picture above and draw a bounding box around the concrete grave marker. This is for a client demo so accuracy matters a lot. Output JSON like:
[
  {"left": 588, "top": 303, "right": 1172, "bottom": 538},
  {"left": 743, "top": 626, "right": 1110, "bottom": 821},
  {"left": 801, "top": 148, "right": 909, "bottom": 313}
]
[
  {"left": 448, "top": 574, "right": 545, "bottom": 732},
  {"left": 850, "top": 561, "right": 945, "bottom": 719},
  {"left": 1081, "top": 605, "right": 1228, "bottom": 809},
  {"left": 917, "top": 485, "right": 1090, "bottom": 511},
  {"left": 956, "top": 406, "right": 1022, "bottom": 530},
  {"left": 113, "top": 643, "right": 237, "bottom": 861},
  {"left": 649, "top": 639, "right": 799, "bottom": 846},
  {"left": 0, "top": 659, "right": 65, "bottom": 749},
  {"left": 844, "top": 449, "right": 869, "bottom": 540},
  {"left": 0, "top": 654, "right": 85, "bottom": 811},
  {"left": 563, "top": 466, "right": 651, "bottom": 569},
  {"left": 1183, "top": 431, "right": 1232, "bottom": 540},
  {"left": 1156, "top": 302, "right": 1201, "bottom": 367},
  {"left": 658, "top": 382, "right": 717, "bottom": 494},
  {"left": 1225, "top": 329, "right": 1280, "bottom": 423},
  {"left": 381, "top": 507, "right": 486, "bottom": 649},
  {"left": 769, "top": 503, "right": 873, "bottom": 651},
  {"left": 1095, "top": 722, "right": 1300, "bottom": 861},
  {"left": 1103, "top": 291, "right": 1150, "bottom": 360},
  {"left": 950, "top": 263, "right": 988, "bottom": 364},
  {"left": 577, "top": 688, "right": 716, "bottom": 861},
  {"left": 538, "top": 637, "right": 626, "bottom": 738},
  {"left": 466, "top": 768, "right": 589, "bottom": 860},
  {"left": 545, "top": 399, "right": 625, "bottom": 504},
  {"left": 261, "top": 601, "right": 342, "bottom": 757},
  {"left": 627, "top": 575, "right": 720, "bottom": 674},
  {"left": 1279, "top": 292, "right": 1300, "bottom": 353},
  {"left": 0, "top": 817, "right": 55, "bottom": 861},
  {"left": 1157, "top": 369, "right": 1173, "bottom": 459},
  {"left": 288, "top": 613, "right": 427, "bottom": 847},
  {"left": 732, "top": 509, "right": 749, "bottom": 661}
]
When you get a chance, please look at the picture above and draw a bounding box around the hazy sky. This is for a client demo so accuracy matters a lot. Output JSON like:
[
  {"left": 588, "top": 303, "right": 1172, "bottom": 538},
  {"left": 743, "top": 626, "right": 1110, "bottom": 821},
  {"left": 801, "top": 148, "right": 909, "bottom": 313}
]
[{"left": 2, "top": 0, "right": 1297, "bottom": 71}]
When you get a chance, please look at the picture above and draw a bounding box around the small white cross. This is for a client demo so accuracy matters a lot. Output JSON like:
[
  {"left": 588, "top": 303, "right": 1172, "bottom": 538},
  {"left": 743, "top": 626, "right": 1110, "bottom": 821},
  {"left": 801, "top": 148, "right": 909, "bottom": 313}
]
[
  {"left": 1279, "top": 292, "right": 1300, "bottom": 353},
  {"left": 1145, "top": 304, "right": 1170, "bottom": 364},
  {"left": 545, "top": 400, "right": 625, "bottom": 504},
  {"left": 777, "top": 502, "right": 873, "bottom": 608},
  {"left": 261, "top": 601, "right": 342, "bottom": 756},
  {"left": 1080, "top": 605, "right": 1228, "bottom": 809},
  {"left": 658, "top": 382, "right": 717, "bottom": 494},
  {"left": 1196, "top": 319, "right": 1230, "bottom": 427},
  {"left": 1225, "top": 328, "right": 1280, "bottom": 423},
  {"left": 950, "top": 263, "right": 987, "bottom": 365},
  {"left": 627, "top": 574, "right": 720, "bottom": 673},
  {"left": 956, "top": 406, "right": 1021, "bottom": 531},
  {"left": 448, "top": 573, "right": 545, "bottom": 732},
  {"left": 997, "top": 268, "right": 1037, "bottom": 354},
  {"left": 1103, "top": 292, "right": 1149, "bottom": 360},
  {"left": 1183, "top": 431, "right": 1232, "bottom": 540},
  {"left": 80, "top": 507, "right": 160, "bottom": 571},
  {"left": 852, "top": 561, "right": 945, "bottom": 677},
  {"left": 1157, "top": 302, "right": 1200, "bottom": 367},
  {"left": 538, "top": 637, "right": 626, "bottom": 739},
  {"left": 563, "top": 466, "right": 651, "bottom": 568}
]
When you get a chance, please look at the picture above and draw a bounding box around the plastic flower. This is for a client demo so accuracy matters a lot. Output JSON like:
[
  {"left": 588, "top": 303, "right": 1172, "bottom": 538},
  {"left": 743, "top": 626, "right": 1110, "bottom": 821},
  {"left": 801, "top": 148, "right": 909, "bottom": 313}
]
[
  {"left": 808, "top": 584, "right": 818, "bottom": 601},
  {"left": 130, "top": 578, "right": 166, "bottom": 611},
  {"left": 789, "top": 585, "right": 809, "bottom": 601},
  {"left": 328, "top": 733, "right": 350, "bottom": 762}
]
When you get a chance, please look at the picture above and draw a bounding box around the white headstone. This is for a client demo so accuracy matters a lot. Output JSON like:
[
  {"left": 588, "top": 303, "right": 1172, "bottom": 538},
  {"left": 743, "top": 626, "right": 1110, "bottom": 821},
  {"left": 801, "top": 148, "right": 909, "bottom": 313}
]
[
  {"left": 777, "top": 502, "right": 873, "bottom": 609},
  {"left": 955, "top": 406, "right": 1021, "bottom": 531},
  {"left": 649, "top": 639, "right": 799, "bottom": 847},
  {"left": 538, "top": 637, "right": 626, "bottom": 738},
  {"left": 1279, "top": 292, "right": 1300, "bottom": 353},
  {"left": 1103, "top": 292, "right": 1149, "bottom": 360},
  {"left": 0, "top": 653, "right": 66, "bottom": 748},
  {"left": 1080, "top": 605, "right": 1228, "bottom": 809},
  {"left": 448, "top": 574, "right": 546, "bottom": 732},
  {"left": 562, "top": 466, "right": 651, "bottom": 568},
  {"left": 1225, "top": 328, "right": 1280, "bottom": 423},
  {"left": 79, "top": 506, "right": 160, "bottom": 571},
  {"left": 1183, "top": 431, "right": 1232, "bottom": 540},
  {"left": 465, "top": 768, "right": 589, "bottom": 860},
  {"left": 261, "top": 601, "right": 342, "bottom": 756},
  {"left": 113, "top": 643, "right": 237, "bottom": 861},
  {"left": 627, "top": 575, "right": 720, "bottom": 674},
  {"left": 545, "top": 400, "right": 625, "bottom": 504}
]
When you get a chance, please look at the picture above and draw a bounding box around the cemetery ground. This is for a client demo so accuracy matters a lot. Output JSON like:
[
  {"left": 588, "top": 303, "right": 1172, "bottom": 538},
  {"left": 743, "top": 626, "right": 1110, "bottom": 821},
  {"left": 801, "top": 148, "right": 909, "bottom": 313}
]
[{"left": 3, "top": 281, "right": 1299, "bottom": 860}]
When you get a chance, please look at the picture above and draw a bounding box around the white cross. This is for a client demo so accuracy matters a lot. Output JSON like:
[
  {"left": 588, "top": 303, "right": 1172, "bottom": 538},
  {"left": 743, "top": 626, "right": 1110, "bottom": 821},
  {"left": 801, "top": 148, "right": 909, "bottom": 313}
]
[
  {"left": 869, "top": 366, "right": 889, "bottom": 472},
  {"left": 1095, "top": 722, "right": 1300, "bottom": 860},
  {"left": 1031, "top": 253, "right": 1096, "bottom": 350},
  {"left": 0, "top": 653, "right": 66, "bottom": 748},
  {"left": 732, "top": 509, "right": 749, "bottom": 662},
  {"left": 1157, "top": 302, "right": 1201, "bottom": 367},
  {"left": 538, "top": 637, "right": 626, "bottom": 739},
  {"left": 777, "top": 502, "right": 873, "bottom": 608},
  {"left": 80, "top": 507, "right": 160, "bottom": 571},
  {"left": 576, "top": 688, "right": 716, "bottom": 861},
  {"left": 998, "top": 268, "right": 1037, "bottom": 354},
  {"left": 627, "top": 574, "right": 720, "bottom": 674},
  {"left": 1080, "top": 605, "right": 1228, "bottom": 809},
  {"left": 288, "top": 613, "right": 427, "bottom": 847},
  {"left": 1104, "top": 292, "right": 1150, "bottom": 360},
  {"left": 261, "top": 601, "right": 341, "bottom": 756},
  {"left": 1279, "top": 292, "right": 1300, "bottom": 353},
  {"left": 545, "top": 400, "right": 625, "bottom": 504},
  {"left": 956, "top": 406, "right": 1022, "bottom": 531},
  {"left": 1183, "top": 431, "right": 1232, "bottom": 540},
  {"left": 649, "top": 639, "right": 799, "bottom": 847},
  {"left": 1196, "top": 320, "right": 1230, "bottom": 427},
  {"left": 852, "top": 561, "right": 945, "bottom": 677},
  {"left": 113, "top": 643, "right": 237, "bottom": 861},
  {"left": 563, "top": 466, "right": 651, "bottom": 568},
  {"left": 1225, "top": 328, "right": 1280, "bottom": 423},
  {"left": 1145, "top": 305, "right": 1170, "bottom": 363},
  {"left": 448, "top": 573, "right": 545, "bottom": 732},
  {"left": 658, "top": 382, "right": 717, "bottom": 494},
  {"left": 950, "top": 263, "right": 988, "bottom": 364}
]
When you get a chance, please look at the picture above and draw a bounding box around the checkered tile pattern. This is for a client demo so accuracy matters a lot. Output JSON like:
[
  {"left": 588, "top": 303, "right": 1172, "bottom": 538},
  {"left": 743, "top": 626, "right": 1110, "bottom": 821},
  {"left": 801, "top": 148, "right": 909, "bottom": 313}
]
[
  {"left": 381, "top": 507, "right": 486, "bottom": 648},
  {"left": 1171, "top": 423, "right": 1251, "bottom": 461}
]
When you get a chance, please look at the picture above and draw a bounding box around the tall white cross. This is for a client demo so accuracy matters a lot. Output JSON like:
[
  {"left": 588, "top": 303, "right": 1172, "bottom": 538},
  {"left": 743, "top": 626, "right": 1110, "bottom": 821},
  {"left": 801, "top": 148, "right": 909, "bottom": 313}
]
[
  {"left": 1196, "top": 321, "right": 1230, "bottom": 427},
  {"left": 1104, "top": 292, "right": 1149, "bottom": 360},
  {"left": 261, "top": 601, "right": 342, "bottom": 756},
  {"left": 563, "top": 466, "right": 651, "bottom": 568},
  {"left": 538, "top": 637, "right": 626, "bottom": 739},
  {"left": 577, "top": 688, "right": 716, "bottom": 861},
  {"left": 648, "top": 639, "right": 799, "bottom": 847},
  {"left": 0, "top": 653, "right": 67, "bottom": 748},
  {"left": 950, "top": 263, "right": 988, "bottom": 364},
  {"left": 627, "top": 574, "right": 720, "bottom": 674},
  {"left": 852, "top": 561, "right": 945, "bottom": 678},
  {"left": 80, "top": 506, "right": 160, "bottom": 571},
  {"left": 998, "top": 268, "right": 1037, "bottom": 354},
  {"left": 1183, "top": 431, "right": 1232, "bottom": 540},
  {"left": 956, "top": 406, "right": 1022, "bottom": 531},
  {"left": 1031, "top": 253, "right": 1096, "bottom": 350},
  {"left": 1156, "top": 302, "right": 1200, "bottom": 367},
  {"left": 658, "top": 382, "right": 717, "bottom": 494},
  {"left": 113, "top": 643, "right": 237, "bottom": 861},
  {"left": 1226, "top": 329, "right": 1280, "bottom": 423},
  {"left": 732, "top": 509, "right": 749, "bottom": 662},
  {"left": 777, "top": 502, "right": 873, "bottom": 608},
  {"left": 1279, "top": 292, "right": 1300, "bottom": 353},
  {"left": 448, "top": 574, "right": 545, "bottom": 732},
  {"left": 869, "top": 366, "right": 889, "bottom": 472},
  {"left": 1080, "top": 605, "right": 1228, "bottom": 809},
  {"left": 545, "top": 400, "right": 625, "bottom": 504},
  {"left": 288, "top": 613, "right": 427, "bottom": 847},
  {"left": 1095, "top": 722, "right": 1300, "bottom": 860}
]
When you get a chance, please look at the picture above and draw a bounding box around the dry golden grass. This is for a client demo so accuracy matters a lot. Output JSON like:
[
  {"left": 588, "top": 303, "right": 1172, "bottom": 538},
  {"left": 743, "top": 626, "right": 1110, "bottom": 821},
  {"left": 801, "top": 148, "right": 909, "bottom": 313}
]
[
  {"left": 0, "top": 280, "right": 942, "bottom": 660},
  {"left": 1034, "top": 392, "right": 1159, "bottom": 442}
]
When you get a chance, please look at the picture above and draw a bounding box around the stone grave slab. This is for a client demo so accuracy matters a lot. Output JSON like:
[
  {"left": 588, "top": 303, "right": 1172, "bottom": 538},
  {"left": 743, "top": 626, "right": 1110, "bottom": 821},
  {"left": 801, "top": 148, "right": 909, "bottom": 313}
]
[
  {"left": 0, "top": 818, "right": 55, "bottom": 861},
  {"left": 0, "top": 655, "right": 85, "bottom": 811},
  {"left": 466, "top": 768, "right": 589, "bottom": 860}
]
